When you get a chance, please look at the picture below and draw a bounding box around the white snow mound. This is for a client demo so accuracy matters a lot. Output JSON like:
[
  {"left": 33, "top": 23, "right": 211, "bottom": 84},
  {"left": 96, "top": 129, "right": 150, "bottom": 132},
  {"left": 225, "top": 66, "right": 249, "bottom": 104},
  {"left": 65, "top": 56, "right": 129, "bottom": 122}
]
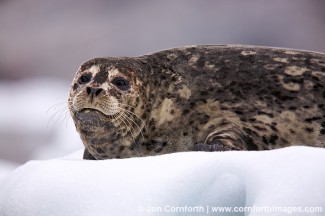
[{"left": 0, "top": 146, "right": 324, "bottom": 216}]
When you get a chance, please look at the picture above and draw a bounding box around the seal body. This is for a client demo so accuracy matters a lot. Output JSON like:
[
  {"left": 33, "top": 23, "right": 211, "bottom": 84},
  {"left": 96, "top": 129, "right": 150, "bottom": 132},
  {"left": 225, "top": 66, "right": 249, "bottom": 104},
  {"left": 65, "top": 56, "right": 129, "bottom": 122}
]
[{"left": 68, "top": 45, "right": 325, "bottom": 159}]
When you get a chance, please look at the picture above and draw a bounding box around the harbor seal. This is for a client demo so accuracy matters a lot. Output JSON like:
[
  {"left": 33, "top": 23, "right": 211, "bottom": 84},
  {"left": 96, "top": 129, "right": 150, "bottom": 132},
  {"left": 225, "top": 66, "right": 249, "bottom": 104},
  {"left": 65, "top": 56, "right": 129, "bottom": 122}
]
[{"left": 68, "top": 45, "right": 325, "bottom": 160}]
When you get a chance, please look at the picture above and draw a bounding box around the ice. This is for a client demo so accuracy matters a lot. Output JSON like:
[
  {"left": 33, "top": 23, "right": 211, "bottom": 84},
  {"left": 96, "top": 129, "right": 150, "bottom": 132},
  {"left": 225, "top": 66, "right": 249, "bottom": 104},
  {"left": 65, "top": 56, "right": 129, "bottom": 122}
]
[{"left": 0, "top": 146, "right": 324, "bottom": 216}]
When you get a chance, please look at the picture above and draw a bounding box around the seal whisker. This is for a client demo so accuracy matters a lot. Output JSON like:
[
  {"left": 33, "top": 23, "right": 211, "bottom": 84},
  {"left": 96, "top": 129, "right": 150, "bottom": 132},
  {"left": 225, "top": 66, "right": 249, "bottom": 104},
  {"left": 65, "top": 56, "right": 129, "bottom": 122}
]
[
  {"left": 108, "top": 113, "right": 126, "bottom": 144},
  {"left": 118, "top": 114, "right": 138, "bottom": 144},
  {"left": 47, "top": 101, "right": 70, "bottom": 128},
  {"left": 118, "top": 107, "right": 147, "bottom": 132},
  {"left": 120, "top": 111, "right": 144, "bottom": 142},
  {"left": 47, "top": 101, "right": 67, "bottom": 114},
  {"left": 118, "top": 113, "right": 144, "bottom": 156},
  {"left": 118, "top": 107, "right": 145, "bottom": 141},
  {"left": 114, "top": 111, "right": 137, "bottom": 144}
]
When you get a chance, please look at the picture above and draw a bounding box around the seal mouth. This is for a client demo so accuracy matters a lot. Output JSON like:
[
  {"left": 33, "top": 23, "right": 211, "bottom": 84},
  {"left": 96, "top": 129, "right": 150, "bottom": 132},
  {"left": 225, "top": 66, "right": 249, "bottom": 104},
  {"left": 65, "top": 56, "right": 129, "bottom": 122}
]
[{"left": 79, "top": 108, "right": 105, "bottom": 115}]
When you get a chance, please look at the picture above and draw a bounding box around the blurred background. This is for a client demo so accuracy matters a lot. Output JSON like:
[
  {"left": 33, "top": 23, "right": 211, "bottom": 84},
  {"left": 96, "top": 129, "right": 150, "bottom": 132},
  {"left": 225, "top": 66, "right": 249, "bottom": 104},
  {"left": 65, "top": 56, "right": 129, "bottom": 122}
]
[{"left": 0, "top": 0, "right": 324, "bottom": 176}]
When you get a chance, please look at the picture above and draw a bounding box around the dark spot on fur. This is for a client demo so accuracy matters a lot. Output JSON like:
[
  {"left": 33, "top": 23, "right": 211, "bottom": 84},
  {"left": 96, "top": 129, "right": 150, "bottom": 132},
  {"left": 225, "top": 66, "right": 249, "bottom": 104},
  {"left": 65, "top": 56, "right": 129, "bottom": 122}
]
[
  {"left": 149, "top": 119, "right": 155, "bottom": 126},
  {"left": 270, "top": 124, "right": 278, "bottom": 132},
  {"left": 305, "top": 116, "right": 321, "bottom": 123},
  {"left": 199, "top": 114, "right": 210, "bottom": 124},
  {"left": 129, "top": 144, "right": 135, "bottom": 151},
  {"left": 269, "top": 134, "right": 278, "bottom": 144},
  {"left": 312, "top": 76, "right": 320, "bottom": 81},
  {"left": 313, "top": 83, "right": 324, "bottom": 92},
  {"left": 153, "top": 141, "right": 168, "bottom": 153},
  {"left": 145, "top": 140, "right": 156, "bottom": 151},
  {"left": 93, "top": 70, "right": 108, "bottom": 84},
  {"left": 262, "top": 136, "right": 268, "bottom": 145},
  {"left": 183, "top": 132, "right": 188, "bottom": 136},
  {"left": 280, "top": 138, "right": 288, "bottom": 144},
  {"left": 253, "top": 125, "right": 267, "bottom": 131},
  {"left": 190, "top": 102, "right": 196, "bottom": 108},
  {"left": 243, "top": 127, "right": 258, "bottom": 136},
  {"left": 289, "top": 106, "right": 297, "bottom": 110},
  {"left": 183, "top": 109, "right": 190, "bottom": 115},
  {"left": 271, "top": 91, "right": 295, "bottom": 101},
  {"left": 170, "top": 109, "right": 175, "bottom": 115},
  {"left": 118, "top": 146, "right": 125, "bottom": 152},
  {"left": 320, "top": 129, "right": 325, "bottom": 134},
  {"left": 142, "top": 113, "right": 147, "bottom": 119},
  {"left": 234, "top": 110, "right": 244, "bottom": 115},
  {"left": 200, "top": 91, "right": 209, "bottom": 96},
  {"left": 96, "top": 148, "right": 105, "bottom": 154},
  {"left": 283, "top": 76, "right": 304, "bottom": 84},
  {"left": 289, "top": 129, "right": 296, "bottom": 134},
  {"left": 305, "top": 127, "right": 314, "bottom": 133},
  {"left": 73, "top": 83, "right": 79, "bottom": 91},
  {"left": 257, "top": 111, "right": 274, "bottom": 118},
  {"left": 240, "top": 117, "right": 247, "bottom": 122},
  {"left": 196, "top": 57, "right": 206, "bottom": 68},
  {"left": 200, "top": 99, "right": 207, "bottom": 103}
]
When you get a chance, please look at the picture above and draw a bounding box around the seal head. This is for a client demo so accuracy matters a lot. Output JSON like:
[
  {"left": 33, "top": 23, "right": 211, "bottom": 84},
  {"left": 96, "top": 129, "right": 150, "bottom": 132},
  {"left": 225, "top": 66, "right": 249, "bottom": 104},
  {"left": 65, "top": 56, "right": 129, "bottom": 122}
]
[{"left": 69, "top": 58, "right": 146, "bottom": 159}]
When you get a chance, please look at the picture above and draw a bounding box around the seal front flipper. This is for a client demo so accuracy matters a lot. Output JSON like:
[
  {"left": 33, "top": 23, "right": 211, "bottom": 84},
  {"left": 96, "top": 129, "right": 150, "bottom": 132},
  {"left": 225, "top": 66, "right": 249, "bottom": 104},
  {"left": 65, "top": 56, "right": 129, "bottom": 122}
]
[
  {"left": 194, "top": 128, "right": 255, "bottom": 152},
  {"left": 83, "top": 149, "right": 97, "bottom": 160}
]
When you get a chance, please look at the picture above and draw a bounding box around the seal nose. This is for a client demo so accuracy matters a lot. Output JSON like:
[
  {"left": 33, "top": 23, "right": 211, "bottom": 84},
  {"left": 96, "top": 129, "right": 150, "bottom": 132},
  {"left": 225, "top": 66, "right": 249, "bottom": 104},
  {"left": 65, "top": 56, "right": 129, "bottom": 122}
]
[{"left": 86, "top": 87, "right": 103, "bottom": 97}]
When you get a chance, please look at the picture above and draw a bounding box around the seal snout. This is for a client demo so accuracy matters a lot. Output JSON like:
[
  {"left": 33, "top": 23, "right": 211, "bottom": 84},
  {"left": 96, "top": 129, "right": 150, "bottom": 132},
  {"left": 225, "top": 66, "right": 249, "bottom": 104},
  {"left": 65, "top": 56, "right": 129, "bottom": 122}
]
[{"left": 86, "top": 87, "right": 103, "bottom": 97}]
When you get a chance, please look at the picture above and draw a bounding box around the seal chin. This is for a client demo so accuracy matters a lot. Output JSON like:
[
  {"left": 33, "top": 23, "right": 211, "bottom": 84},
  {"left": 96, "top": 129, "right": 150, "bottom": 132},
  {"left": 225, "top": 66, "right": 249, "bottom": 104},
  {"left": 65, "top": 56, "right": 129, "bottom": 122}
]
[{"left": 75, "top": 108, "right": 113, "bottom": 127}]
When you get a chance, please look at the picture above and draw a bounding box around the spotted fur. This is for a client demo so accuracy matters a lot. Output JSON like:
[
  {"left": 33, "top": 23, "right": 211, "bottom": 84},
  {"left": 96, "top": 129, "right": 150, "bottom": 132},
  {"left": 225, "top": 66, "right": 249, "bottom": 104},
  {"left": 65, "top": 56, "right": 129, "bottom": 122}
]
[{"left": 68, "top": 45, "right": 325, "bottom": 159}]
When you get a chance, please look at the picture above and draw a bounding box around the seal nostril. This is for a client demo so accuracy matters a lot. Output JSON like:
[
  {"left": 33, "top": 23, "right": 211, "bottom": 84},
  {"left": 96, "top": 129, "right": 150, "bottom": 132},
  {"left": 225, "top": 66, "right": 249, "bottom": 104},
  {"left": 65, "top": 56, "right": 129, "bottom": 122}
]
[
  {"left": 95, "top": 88, "right": 103, "bottom": 96},
  {"left": 86, "top": 87, "right": 102, "bottom": 96},
  {"left": 86, "top": 87, "right": 92, "bottom": 95}
]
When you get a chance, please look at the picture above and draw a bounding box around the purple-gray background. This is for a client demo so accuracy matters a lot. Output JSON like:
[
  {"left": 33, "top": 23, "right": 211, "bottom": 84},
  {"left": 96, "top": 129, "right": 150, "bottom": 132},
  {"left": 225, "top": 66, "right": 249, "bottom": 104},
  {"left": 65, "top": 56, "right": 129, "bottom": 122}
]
[{"left": 1, "top": 0, "right": 325, "bottom": 80}]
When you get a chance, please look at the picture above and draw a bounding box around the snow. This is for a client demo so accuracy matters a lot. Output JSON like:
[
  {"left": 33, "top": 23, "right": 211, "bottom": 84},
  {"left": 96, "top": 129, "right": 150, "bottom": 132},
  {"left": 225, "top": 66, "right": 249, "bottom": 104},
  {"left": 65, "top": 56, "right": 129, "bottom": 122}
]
[{"left": 0, "top": 147, "right": 324, "bottom": 216}]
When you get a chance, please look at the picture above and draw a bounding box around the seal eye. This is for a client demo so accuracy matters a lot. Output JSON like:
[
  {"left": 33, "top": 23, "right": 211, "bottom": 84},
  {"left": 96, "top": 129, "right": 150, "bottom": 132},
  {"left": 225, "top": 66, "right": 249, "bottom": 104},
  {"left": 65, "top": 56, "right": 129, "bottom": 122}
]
[
  {"left": 78, "top": 74, "right": 91, "bottom": 84},
  {"left": 112, "top": 77, "right": 130, "bottom": 91}
]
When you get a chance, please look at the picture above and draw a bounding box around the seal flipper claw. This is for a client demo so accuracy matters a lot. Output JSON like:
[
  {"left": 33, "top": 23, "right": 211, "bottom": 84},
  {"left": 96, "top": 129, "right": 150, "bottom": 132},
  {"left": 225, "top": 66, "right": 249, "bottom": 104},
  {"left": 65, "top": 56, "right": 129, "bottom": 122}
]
[{"left": 193, "top": 141, "right": 238, "bottom": 151}]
